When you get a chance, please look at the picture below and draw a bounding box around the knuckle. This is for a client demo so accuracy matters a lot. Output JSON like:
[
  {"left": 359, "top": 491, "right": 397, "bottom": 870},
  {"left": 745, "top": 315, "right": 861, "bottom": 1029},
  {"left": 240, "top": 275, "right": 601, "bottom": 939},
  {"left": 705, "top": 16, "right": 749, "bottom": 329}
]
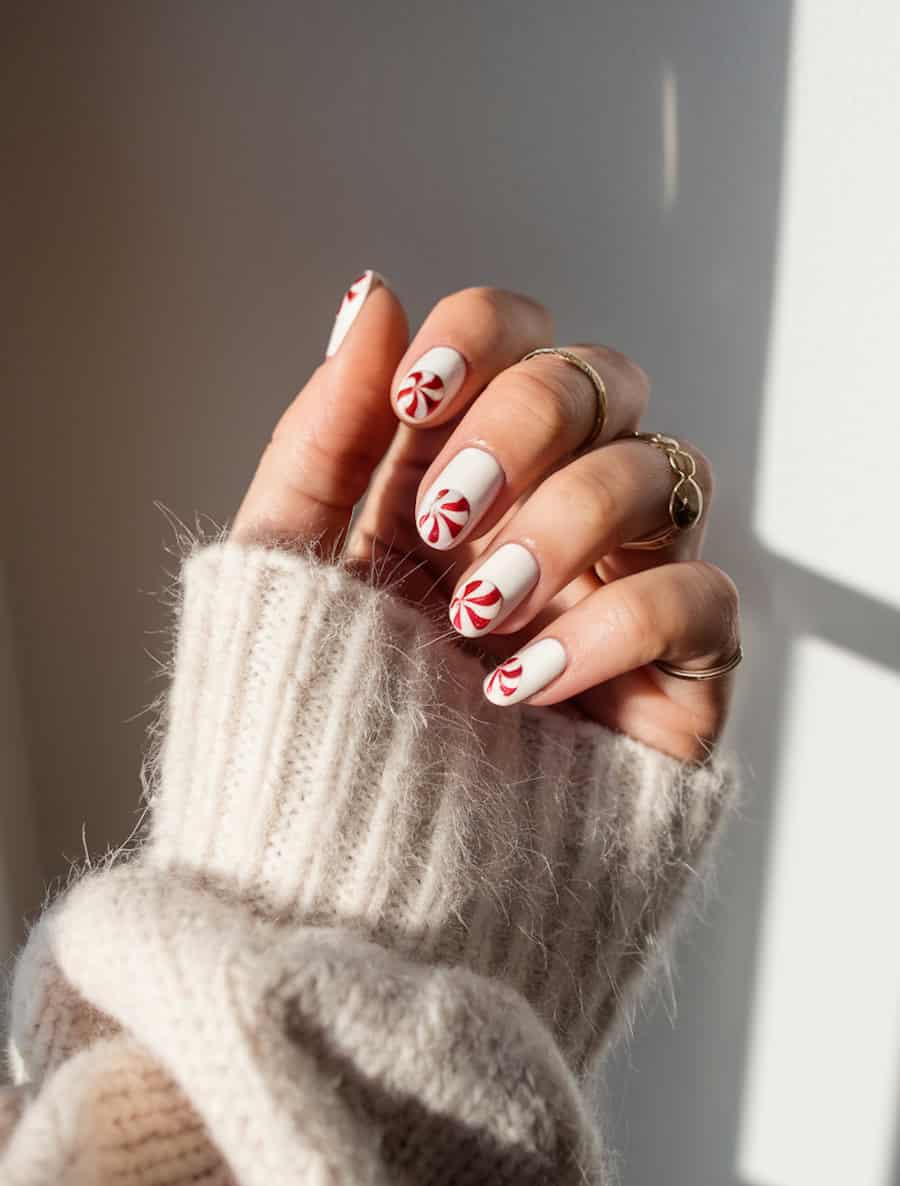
[
  {"left": 464, "top": 285, "right": 551, "bottom": 328},
  {"left": 590, "top": 343, "right": 651, "bottom": 415},
  {"left": 457, "top": 284, "right": 516, "bottom": 309},
  {"left": 683, "top": 560, "right": 741, "bottom": 641},
  {"left": 435, "top": 287, "right": 552, "bottom": 350},
  {"left": 434, "top": 289, "right": 508, "bottom": 354},
  {"left": 510, "top": 370, "right": 581, "bottom": 440},
  {"left": 437, "top": 286, "right": 504, "bottom": 318},
  {"left": 269, "top": 412, "right": 300, "bottom": 457},
  {"left": 610, "top": 587, "right": 665, "bottom": 658},
  {"left": 604, "top": 343, "right": 650, "bottom": 386},
  {"left": 552, "top": 466, "right": 619, "bottom": 529}
]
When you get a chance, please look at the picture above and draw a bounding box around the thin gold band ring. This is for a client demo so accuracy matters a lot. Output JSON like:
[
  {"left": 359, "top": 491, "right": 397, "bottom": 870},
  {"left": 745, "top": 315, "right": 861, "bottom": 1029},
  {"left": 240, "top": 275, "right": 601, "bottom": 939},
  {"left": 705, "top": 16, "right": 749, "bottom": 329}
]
[
  {"left": 520, "top": 347, "right": 608, "bottom": 451},
  {"left": 654, "top": 645, "right": 743, "bottom": 681}
]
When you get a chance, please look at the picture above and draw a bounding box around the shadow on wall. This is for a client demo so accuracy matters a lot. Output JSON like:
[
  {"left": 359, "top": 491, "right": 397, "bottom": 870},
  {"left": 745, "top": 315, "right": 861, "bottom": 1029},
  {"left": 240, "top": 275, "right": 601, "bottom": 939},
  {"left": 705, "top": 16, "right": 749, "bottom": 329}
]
[
  {"left": 5, "top": 1, "right": 898, "bottom": 1183},
  {"left": 595, "top": 9, "right": 900, "bottom": 1186},
  {"left": 0, "top": 565, "right": 41, "bottom": 985},
  {"left": 585, "top": 10, "right": 794, "bottom": 1185}
]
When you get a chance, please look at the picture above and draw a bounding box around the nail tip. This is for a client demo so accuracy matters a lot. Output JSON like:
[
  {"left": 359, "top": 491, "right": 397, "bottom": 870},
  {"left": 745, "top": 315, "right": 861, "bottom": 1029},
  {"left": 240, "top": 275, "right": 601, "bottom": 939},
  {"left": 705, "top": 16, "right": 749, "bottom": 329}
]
[
  {"left": 418, "top": 531, "right": 453, "bottom": 552},
  {"left": 417, "top": 535, "right": 452, "bottom": 553},
  {"left": 448, "top": 607, "right": 475, "bottom": 638},
  {"left": 325, "top": 269, "right": 384, "bottom": 358},
  {"left": 393, "top": 404, "right": 430, "bottom": 427}
]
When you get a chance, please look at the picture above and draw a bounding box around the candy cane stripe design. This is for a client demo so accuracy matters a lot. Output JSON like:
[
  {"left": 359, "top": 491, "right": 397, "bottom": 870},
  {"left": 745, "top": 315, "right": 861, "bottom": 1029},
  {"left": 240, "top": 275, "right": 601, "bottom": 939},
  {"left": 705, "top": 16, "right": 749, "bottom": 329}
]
[
  {"left": 417, "top": 488, "right": 470, "bottom": 548},
  {"left": 486, "top": 656, "right": 523, "bottom": 698},
  {"left": 395, "top": 369, "right": 446, "bottom": 420},
  {"left": 450, "top": 579, "right": 503, "bottom": 635}
]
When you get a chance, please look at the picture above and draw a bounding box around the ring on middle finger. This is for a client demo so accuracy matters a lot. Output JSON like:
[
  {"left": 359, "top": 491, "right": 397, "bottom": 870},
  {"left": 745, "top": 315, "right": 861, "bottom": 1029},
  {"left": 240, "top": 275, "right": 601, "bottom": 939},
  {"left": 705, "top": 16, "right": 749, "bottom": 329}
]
[
  {"left": 417, "top": 344, "right": 632, "bottom": 554},
  {"left": 520, "top": 347, "right": 608, "bottom": 452}
]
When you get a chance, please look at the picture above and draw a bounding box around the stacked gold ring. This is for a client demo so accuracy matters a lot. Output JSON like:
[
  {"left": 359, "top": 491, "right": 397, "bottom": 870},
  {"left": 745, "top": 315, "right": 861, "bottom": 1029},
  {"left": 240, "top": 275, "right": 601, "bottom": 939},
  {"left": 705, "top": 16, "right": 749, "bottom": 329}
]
[{"left": 620, "top": 431, "right": 704, "bottom": 550}]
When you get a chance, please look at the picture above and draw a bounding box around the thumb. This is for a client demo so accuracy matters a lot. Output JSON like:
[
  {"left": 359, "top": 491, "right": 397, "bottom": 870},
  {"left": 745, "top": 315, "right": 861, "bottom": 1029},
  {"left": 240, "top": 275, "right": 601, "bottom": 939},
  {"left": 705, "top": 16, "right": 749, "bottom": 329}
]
[{"left": 233, "top": 271, "right": 408, "bottom": 551}]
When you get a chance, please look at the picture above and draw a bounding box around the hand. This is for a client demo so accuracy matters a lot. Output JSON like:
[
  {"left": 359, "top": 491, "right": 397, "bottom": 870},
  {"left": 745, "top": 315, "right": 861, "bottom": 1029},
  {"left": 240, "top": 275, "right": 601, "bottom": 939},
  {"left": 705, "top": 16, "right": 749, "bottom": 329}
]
[{"left": 233, "top": 275, "right": 740, "bottom": 762}]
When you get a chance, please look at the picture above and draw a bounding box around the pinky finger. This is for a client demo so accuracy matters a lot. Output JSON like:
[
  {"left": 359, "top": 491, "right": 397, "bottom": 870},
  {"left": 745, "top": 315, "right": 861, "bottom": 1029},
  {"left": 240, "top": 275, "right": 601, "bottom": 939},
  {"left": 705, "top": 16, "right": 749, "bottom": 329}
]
[{"left": 483, "top": 560, "right": 740, "bottom": 730}]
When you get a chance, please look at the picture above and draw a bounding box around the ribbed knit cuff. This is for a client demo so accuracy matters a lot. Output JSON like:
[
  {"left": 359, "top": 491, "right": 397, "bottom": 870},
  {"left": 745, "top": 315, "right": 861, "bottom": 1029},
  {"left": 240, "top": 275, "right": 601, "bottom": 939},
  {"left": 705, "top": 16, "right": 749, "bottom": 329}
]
[{"left": 148, "top": 543, "right": 735, "bottom": 1069}]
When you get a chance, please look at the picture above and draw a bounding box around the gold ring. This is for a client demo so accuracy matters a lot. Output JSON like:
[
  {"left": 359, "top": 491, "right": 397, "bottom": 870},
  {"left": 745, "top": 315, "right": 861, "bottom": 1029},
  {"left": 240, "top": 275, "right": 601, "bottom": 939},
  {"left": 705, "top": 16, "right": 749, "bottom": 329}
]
[
  {"left": 520, "top": 347, "right": 608, "bottom": 451},
  {"left": 620, "top": 431, "right": 704, "bottom": 550},
  {"left": 654, "top": 645, "right": 743, "bottom": 681}
]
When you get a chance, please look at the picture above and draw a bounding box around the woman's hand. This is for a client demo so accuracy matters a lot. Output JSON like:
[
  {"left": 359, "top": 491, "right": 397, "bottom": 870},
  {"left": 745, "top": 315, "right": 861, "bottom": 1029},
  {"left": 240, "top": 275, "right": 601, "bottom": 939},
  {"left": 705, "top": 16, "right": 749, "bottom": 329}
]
[{"left": 234, "top": 276, "right": 740, "bottom": 761}]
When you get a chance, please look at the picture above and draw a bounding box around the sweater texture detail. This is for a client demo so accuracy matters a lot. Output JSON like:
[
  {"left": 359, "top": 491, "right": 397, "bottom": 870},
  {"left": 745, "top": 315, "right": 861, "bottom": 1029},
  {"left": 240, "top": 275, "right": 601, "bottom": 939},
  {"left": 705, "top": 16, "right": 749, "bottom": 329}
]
[{"left": 3, "top": 544, "right": 736, "bottom": 1184}]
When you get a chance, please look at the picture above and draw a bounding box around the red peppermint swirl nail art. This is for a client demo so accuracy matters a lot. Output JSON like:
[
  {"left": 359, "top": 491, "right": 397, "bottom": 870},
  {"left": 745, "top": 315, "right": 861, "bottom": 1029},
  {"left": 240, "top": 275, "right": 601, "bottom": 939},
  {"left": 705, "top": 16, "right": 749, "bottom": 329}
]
[
  {"left": 450, "top": 579, "right": 502, "bottom": 635},
  {"left": 485, "top": 656, "right": 523, "bottom": 698},
  {"left": 396, "top": 369, "right": 445, "bottom": 420},
  {"left": 337, "top": 271, "right": 370, "bottom": 314},
  {"left": 417, "top": 488, "right": 470, "bottom": 548}
]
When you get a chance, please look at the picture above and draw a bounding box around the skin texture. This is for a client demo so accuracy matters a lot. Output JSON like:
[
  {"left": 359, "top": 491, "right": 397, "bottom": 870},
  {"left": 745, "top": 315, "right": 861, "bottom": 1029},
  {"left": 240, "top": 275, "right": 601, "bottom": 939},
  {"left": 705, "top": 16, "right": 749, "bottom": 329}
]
[{"left": 234, "top": 282, "right": 741, "bottom": 762}]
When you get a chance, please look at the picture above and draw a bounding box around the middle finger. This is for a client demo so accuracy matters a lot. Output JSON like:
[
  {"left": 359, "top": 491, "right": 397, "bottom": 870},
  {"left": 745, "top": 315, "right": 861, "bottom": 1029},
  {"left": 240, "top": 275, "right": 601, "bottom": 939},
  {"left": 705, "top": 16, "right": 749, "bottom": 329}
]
[
  {"left": 415, "top": 344, "right": 648, "bottom": 551},
  {"left": 448, "top": 436, "right": 713, "bottom": 638}
]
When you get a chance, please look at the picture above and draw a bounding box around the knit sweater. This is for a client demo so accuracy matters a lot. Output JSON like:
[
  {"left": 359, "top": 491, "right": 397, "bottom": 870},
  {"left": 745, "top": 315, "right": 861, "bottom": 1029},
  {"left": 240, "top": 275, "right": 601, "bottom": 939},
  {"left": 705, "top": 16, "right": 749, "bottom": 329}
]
[{"left": 1, "top": 543, "right": 736, "bottom": 1185}]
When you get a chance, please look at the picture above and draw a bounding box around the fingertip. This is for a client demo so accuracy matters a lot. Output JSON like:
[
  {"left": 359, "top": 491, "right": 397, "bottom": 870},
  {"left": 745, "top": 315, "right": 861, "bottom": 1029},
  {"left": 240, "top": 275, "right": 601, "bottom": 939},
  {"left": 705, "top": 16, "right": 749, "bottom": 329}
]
[
  {"left": 392, "top": 345, "right": 470, "bottom": 425},
  {"left": 386, "top": 286, "right": 553, "bottom": 430},
  {"left": 324, "top": 270, "right": 408, "bottom": 368}
]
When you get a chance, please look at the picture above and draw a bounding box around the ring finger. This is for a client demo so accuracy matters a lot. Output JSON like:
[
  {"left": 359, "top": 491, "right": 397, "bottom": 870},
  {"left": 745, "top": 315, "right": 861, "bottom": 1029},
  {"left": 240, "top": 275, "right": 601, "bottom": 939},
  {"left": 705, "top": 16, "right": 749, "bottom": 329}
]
[{"left": 448, "top": 435, "right": 713, "bottom": 638}]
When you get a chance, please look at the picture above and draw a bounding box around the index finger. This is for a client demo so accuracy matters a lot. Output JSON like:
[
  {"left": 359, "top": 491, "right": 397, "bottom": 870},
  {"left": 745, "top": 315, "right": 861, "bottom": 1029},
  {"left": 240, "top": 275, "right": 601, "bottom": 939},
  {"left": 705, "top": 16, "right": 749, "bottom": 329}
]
[{"left": 390, "top": 287, "right": 553, "bottom": 426}]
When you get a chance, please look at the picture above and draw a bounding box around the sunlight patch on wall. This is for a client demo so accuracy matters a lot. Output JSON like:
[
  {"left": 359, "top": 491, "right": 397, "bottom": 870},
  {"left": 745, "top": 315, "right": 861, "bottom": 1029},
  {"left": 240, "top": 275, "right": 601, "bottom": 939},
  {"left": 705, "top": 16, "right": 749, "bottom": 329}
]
[
  {"left": 753, "top": 2, "right": 900, "bottom": 608},
  {"left": 737, "top": 634, "right": 900, "bottom": 1186}
]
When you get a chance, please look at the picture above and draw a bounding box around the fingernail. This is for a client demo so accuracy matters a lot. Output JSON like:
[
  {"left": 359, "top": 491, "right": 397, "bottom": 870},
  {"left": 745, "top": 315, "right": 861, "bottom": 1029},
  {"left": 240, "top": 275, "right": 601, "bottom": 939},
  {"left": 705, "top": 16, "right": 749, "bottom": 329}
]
[
  {"left": 325, "top": 270, "right": 381, "bottom": 357},
  {"left": 449, "top": 543, "right": 539, "bottom": 637},
  {"left": 394, "top": 346, "right": 467, "bottom": 422},
  {"left": 483, "top": 638, "right": 567, "bottom": 706},
  {"left": 416, "top": 448, "right": 504, "bottom": 550}
]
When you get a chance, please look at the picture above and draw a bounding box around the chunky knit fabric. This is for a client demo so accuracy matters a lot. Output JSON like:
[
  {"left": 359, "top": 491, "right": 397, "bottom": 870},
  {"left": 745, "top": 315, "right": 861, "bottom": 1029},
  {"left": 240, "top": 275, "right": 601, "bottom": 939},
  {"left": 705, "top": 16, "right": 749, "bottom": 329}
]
[{"left": 2, "top": 544, "right": 736, "bottom": 1185}]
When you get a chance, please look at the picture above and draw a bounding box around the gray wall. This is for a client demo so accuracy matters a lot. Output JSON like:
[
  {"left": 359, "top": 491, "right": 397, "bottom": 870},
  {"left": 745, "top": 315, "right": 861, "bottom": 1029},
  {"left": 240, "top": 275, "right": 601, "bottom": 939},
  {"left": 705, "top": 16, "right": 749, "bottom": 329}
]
[{"left": 8, "top": 4, "right": 885, "bottom": 1184}]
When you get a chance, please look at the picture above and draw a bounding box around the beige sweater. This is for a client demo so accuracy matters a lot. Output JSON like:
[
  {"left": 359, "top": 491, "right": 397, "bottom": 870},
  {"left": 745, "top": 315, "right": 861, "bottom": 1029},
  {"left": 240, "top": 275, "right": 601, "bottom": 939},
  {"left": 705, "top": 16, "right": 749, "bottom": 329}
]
[{"left": 1, "top": 544, "right": 735, "bottom": 1185}]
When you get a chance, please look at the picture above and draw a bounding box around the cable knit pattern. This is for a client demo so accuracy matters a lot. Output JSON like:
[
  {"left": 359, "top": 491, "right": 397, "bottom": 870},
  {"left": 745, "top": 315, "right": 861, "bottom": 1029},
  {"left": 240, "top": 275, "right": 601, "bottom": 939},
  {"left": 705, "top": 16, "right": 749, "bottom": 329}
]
[{"left": 3, "top": 543, "right": 736, "bottom": 1185}]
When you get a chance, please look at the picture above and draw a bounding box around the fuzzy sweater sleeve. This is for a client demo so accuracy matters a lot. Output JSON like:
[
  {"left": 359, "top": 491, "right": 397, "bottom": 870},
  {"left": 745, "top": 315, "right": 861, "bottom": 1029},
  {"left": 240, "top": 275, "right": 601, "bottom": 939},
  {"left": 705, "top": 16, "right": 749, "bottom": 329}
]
[{"left": 4, "top": 544, "right": 736, "bottom": 1186}]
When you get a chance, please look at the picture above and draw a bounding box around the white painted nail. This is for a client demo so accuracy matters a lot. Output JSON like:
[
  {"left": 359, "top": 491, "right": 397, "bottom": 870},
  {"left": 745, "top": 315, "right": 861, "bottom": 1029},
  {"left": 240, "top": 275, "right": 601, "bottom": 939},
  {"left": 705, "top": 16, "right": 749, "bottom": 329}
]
[
  {"left": 449, "top": 543, "right": 539, "bottom": 637},
  {"left": 483, "top": 638, "right": 567, "bottom": 706},
  {"left": 325, "top": 270, "right": 381, "bottom": 357},
  {"left": 416, "top": 448, "right": 504, "bottom": 550},
  {"left": 394, "top": 345, "right": 467, "bottom": 422}
]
